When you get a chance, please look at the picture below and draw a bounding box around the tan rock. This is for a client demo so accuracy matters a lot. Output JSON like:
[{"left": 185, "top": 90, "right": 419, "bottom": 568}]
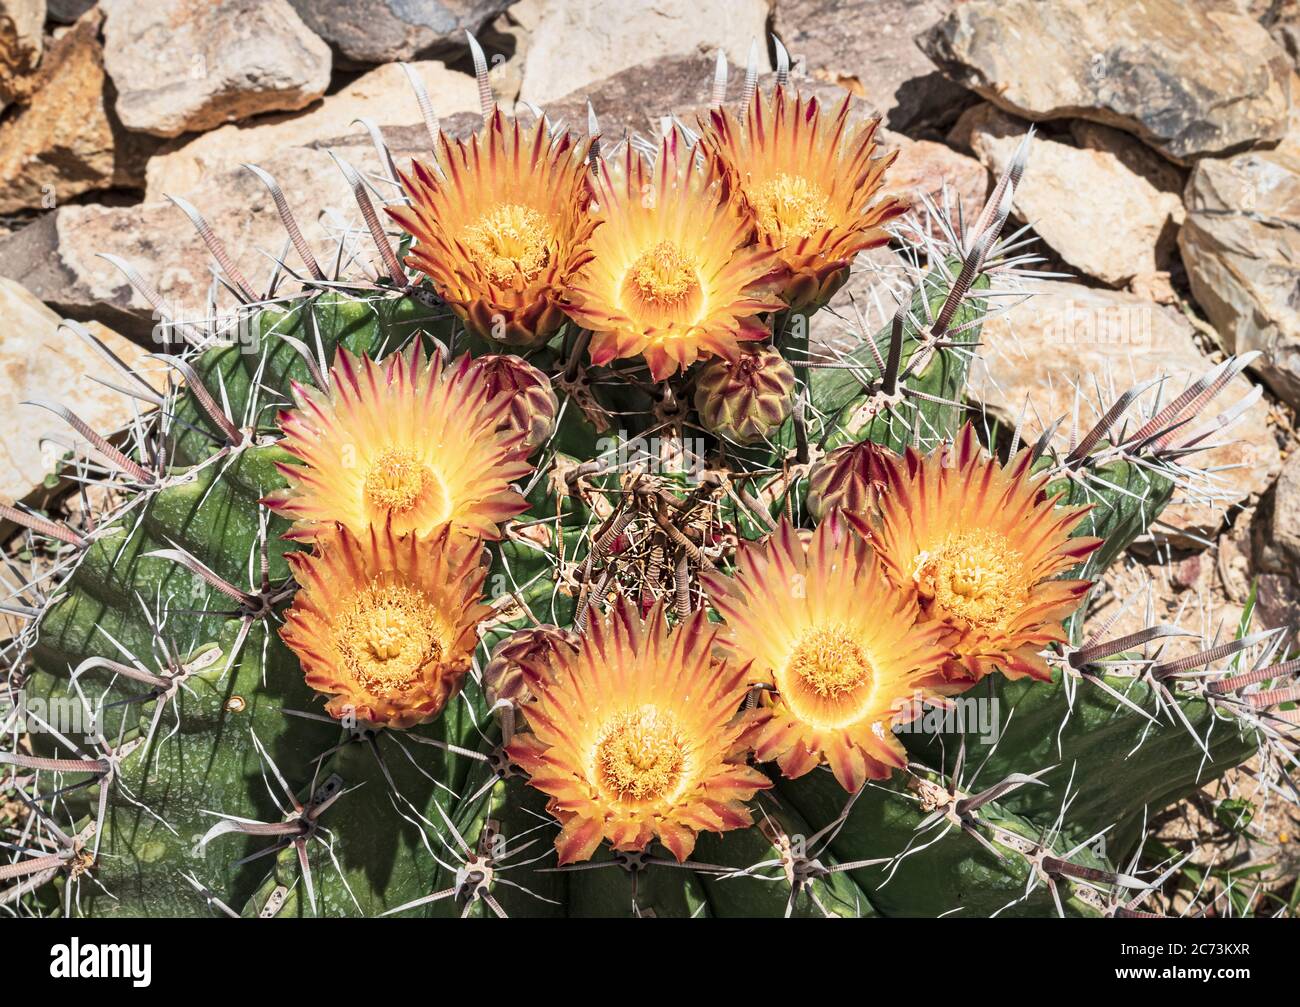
[
  {"left": 968, "top": 280, "right": 1281, "bottom": 543},
  {"left": 0, "top": 276, "right": 156, "bottom": 505},
  {"left": 145, "top": 60, "right": 479, "bottom": 199},
  {"left": 774, "top": 0, "right": 970, "bottom": 131},
  {"left": 0, "top": 115, "right": 485, "bottom": 339},
  {"left": 0, "top": 9, "right": 158, "bottom": 214},
  {"left": 878, "top": 129, "right": 989, "bottom": 235},
  {"left": 62, "top": 151, "right": 358, "bottom": 331},
  {"left": 0, "top": 134, "right": 434, "bottom": 341},
  {"left": 1179, "top": 136, "right": 1300, "bottom": 410},
  {"left": 542, "top": 56, "right": 858, "bottom": 161},
  {"left": 1127, "top": 271, "right": 1178, "bottom": 306},
  {"left": 515, "top": 0, "right": 771, "bottom": 108},
  {"left": 540, "top": 51, "right": 721, "bottom": 141},
  {"left": 1089, "top": 545, "right": 1247, "bottom": 649},
  {"left": 1252, "top": 449, "right": 1300, "bottom": 573},
  {"left": 0, "top": 0, "right": 44, "bottom": 110},
  {"left": 1068, "top": 120, "right": 1186, "bottom": 193},
  {"left": 532, "top": 69, "right": 979, "bottom": 223},
  {"left": 955, "top": 104, "right": 1184, "bottom": 286},
  {"left": 1248, "top": 454, "right": 1300, "bottom": 628},
  {"left": 922, "top": 0, "right": 1292, "bottom": 164},
  {"left": 287, "top": 0, "right": 509, "bottom": 66},
  {"left": 101, "top": 0, "right": 332, "bottom": 138}
]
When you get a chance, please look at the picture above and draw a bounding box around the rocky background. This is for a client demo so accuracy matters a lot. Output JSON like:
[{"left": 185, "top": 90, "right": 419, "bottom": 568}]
[{"left": 1, "top": 0, "right": 1298, "bottom": 909}]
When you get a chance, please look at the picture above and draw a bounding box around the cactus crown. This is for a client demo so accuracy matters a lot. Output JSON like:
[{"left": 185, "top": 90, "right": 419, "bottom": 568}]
[{"left": 2, "top": 42, "right": 1295, "bottom": 919}]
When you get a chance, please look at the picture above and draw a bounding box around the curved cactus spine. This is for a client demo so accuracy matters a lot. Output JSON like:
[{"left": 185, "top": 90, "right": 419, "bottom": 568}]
[{"left": 3, "top": 48, "right": 1295, "bottom": 920}]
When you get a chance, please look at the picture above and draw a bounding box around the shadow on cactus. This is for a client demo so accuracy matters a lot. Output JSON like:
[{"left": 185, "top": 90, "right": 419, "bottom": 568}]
[{"left": 3, "top": 40, "right": 1295, "bottom": 920}]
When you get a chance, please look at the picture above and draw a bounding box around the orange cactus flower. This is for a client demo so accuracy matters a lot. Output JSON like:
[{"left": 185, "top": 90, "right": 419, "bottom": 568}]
[
  {"left": 564, "top": 133, "right": 785, "bottom": 381},
  {"left": 859, "top": 424, "right": 1101, "bottom": 686},
  {"left": 265, "top": 343, "right": 530, "bottom": 543},
  {"left": 506, "top": 599, "right": 771, "bottom": 864},
  {"left": 703, "top": 86, "right": 906, "bottom": 313},
  {"left": 703, "top": 516, "right": 951, "bottom": 792},
  {"left": 388, "top": 107, "right": 597, "bottom": 347},
  {"left": 281, "top": 522, "right": 491, "bottom": 729}
]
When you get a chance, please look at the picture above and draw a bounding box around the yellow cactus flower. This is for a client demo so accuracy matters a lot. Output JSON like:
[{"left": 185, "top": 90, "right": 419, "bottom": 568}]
[
  {"left": 858, "top": 424, "right": 1100, "bottom": 686},
  {"left": 564, "top": 134, "right": 785, "bottom": 381},
  {"left": 703, "top": 516, "right": 951, "bottom": 792},
  {"left": 388, "top": 107, "right": 597, "bottom": 347},
  {"left": 265, "top": 344, "right": 531, "bottom": 544},
  {"left": 507, "top": 599, "right": 771, "bottom": 864},
  {"left": 281, "top": 522, "right": 491, "bottom": 729},
  {"left": 703, "top": 86, "right": 905, "bottom": 313}
]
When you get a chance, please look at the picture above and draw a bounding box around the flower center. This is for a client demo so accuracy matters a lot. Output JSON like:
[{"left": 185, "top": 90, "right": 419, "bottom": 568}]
[
  {"left": 787, "top": 624, "right": 873, "bottom": 699},
  {"left": 593, "top": 705, "right": 689, "bottom": 804},
  {"left": 914, "top": 529, "right": 1027, "bottom": 631},
  {"left": 335, "top": 582, "right": 446, "bottom": 697},
  {"left": 461, "top": 203, "right": 553, "bottom": 286},
  {"left": 751, "top": 172, "right": 832, "bottom": 240},
  {"left": 629, "top": 240, "right": 699, "bottom": 302},
  {"left": 363, "top": 447, "right": 440, "bottom": 515}
]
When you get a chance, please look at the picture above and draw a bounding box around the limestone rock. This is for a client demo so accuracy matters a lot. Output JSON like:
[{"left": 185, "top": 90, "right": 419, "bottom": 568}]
[
  {"left": 145, "top": 60, "right": 479, "bottom": 199},
  {"left": 0, "top": 141, "right": 403, "bottom": 340},
  {"left": 774, "top": 0, "right": 971, "bottom": 131},
  {"left": 0, "top": 9, "right": 158, "bottom": 214},
  {"left": 968, "top": 280, "right": 1281, "bottom": 543},
  {"left": 1090, "top": 543, "right": 1248, "bottom": 646},
  {"left": 878, "top": 129, "right": 989, "bottom": 231},
  {"left": 101, "top": 0, "right": 332, "bottom": 138},
  {"left": 0, "top": 0, "right": 44, "bottom": 110},
  {"left": 1179, "top": 138, "right": 1300, "bottom": 409},
  {"left": 922, "top": 0, "right": 1292, "bottom": 164},
  {"left": 1249, "top": 452, "right": 1300, "bottom": 628},
  {"left": 1254, "top": 450, "right": 1300, "bottom": 577},
  {"left": 287, "top": 0, "right": 508, "bottom": 65},
  {"left": 0, "top": 276, "right": 155, "bottom": 505},
  {"left": 515, "top": 0, "right": 771, "bottom": 108},
  {"left": 954, "top": 104, "right": 1184, "bottom": 286},
  {"left": 543, "top": 56, "right": 851, "bottom": 158}
]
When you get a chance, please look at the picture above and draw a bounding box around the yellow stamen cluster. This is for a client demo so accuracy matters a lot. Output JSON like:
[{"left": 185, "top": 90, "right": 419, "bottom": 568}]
[
  {"left": 913, "top": 529, "right": 1028, "bottom": 632},
  {"left": 363, "top": 447, "right": 440, "bottom": 515},
  {"left": 334, "top": 582, "right": 448, "bottom": 696},
  {"left": 594, "top": 705, "right": 689, "bottom": 804},
  {"left": 629, "top": 240, "right": 699, "bottom": 303},
  {"left": 751, "top": 172, "right": 834, "bottom": 240},
  {"left": 461, "top": 203, "right": 553, "bottom": 286},
  {"left": 787, "top": 624, "right": 874, "bottom": 699}
]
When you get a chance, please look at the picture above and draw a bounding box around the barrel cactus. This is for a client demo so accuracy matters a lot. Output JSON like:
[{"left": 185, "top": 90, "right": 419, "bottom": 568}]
[{"left": 3, "top": 42, "right": 1294, "bottom": 920}]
